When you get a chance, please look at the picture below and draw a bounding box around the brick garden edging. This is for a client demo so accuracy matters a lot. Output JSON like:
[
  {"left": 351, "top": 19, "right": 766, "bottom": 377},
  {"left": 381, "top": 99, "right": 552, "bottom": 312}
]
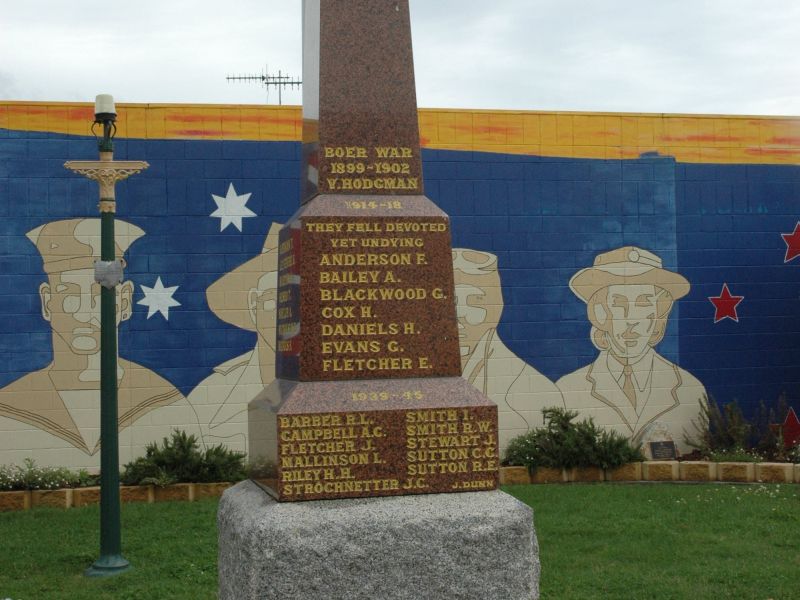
[
  {"left": 3, "top": 465, "right": 799, "bottom": 512},
  {"left": 0, "top": 482, "right": 233, "bottom": 512},
  {"left": 499, "top": 461, "right": 800, "bottom": 485}
]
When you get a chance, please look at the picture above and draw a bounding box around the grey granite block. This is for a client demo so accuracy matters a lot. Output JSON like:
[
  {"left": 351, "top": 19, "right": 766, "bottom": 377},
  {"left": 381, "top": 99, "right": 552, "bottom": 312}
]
[{"left": 218, "top": 480, "right": 539, "bottom": 599}]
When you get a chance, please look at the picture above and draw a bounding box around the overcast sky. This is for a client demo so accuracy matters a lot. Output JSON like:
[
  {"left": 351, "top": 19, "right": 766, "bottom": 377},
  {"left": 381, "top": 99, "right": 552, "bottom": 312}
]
[{"left": 1, "top": 0, "right": 798, "bottom": 116}]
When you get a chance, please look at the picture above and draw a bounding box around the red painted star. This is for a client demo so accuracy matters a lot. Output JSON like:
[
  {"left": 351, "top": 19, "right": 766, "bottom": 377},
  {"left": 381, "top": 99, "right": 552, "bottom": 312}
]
[
  {"left": 708, "top": 283, "right": 744, "bottom": 323},
  {"left": 782, "top": 222, "right": 800, "bottom": 263},
  {"left": 783, "top": 408, "right": 800, "bottom": 449}
]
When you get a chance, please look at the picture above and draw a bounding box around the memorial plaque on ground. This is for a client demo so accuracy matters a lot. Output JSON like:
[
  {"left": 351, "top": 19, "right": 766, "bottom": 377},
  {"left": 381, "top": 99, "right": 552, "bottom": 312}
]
[
  {"left": 249, "top": 0, "right": 499, "bottom": 501},
  {"left": 649, "top": 441, "right": 678, "bottom": 461}
]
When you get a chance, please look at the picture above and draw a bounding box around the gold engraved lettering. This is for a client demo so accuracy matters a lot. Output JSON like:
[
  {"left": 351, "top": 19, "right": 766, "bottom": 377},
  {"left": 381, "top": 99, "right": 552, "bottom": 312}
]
[
  {"left": 280, "top": 414, "right": 345, "bottom": 428},
  {"left": 324, "top": 146, "right": 367, "bottom": 158},
  {"left": 319, "top": 253, "right": 412, "bottom": 266},
  {"left": 406, "top": 435, "right": 480, "bottom": 451},
  {"left": 321, "top": 306, "right": 356, "bottom": 319},
  {"left": 305, "top": 222, "right": 344, "bottom": 233},
  {"left": 330, "top": 237, "right": 358, "bottom": 248},
  {"left": 451, "top": 480, "right": 495, "bottom": 490},
  {"left": 285, "top": 479, "right": 401, "bottom": 497},
  {"left": 279, "top": 440, "right": 355, "bottom": 454},
  {"left": 406, "top": 409, "right": 459, "bottom": 424},
  {"left": 280, "top": 452, "right": 370, "bottom": 469},
  {"left": 345, "top": 222, "right": 382, "bottom": 233},
  {"left": 407, "top": 462, "right": 468, "bottom": 475},
  {"left": 384, "top": 222, "right": 446, "bottom": 233},
  {"left": 319, "top": 287, "right": 428, "bottom": 301},
  {"left": 401, "top": 478, "right": 428, "bottom": 490},
  {"left": 321, "top": 323, "right": 399, "bottom": 336},
  {"left": 319, "top": 270, "right": 380, "bottom": 284},
  {"left": 375, "top": 146, "right": 413, "bottom": 158},
  {"left": 322, "top": 357, "right": 413, "bottom": 372},
  {"left": 360, "top": 237, "right": 424, "bottom": 248},
  {"left": 321, "top": 340, "right": 381, "bottom": 354},
  {"left": 326, "top": 177, "right": 418, "bottom": 191}
]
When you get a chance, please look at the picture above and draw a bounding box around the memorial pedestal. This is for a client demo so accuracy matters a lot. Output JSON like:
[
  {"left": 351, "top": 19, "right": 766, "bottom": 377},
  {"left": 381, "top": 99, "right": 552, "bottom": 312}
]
[
  {"left": 249, "top": 377, "right": 499, "bottom": 501},
  {"left": 218, "top": 480, "right": 540, "bottom": 600}
]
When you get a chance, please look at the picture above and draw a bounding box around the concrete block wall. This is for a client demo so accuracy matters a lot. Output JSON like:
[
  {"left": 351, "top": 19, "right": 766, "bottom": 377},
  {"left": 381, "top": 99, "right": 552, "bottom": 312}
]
[{"left": 0, "top": 102, "right": 798, "bottom": 469}]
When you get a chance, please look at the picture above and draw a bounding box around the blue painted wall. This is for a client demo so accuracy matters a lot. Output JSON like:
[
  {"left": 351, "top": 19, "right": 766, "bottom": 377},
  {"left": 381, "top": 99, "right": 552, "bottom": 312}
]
[{"left": 1, "top": 130, "right": 798, "bottom": 418}]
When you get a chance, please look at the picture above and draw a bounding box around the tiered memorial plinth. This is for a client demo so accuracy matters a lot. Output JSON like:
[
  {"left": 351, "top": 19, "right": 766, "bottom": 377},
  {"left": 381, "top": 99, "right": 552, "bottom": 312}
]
[
  {"left": 246, "top": 0, "right": 501, "bottom": 502},
  {"left": 250, "top": 195, "right": 499, "bottom": 501}
]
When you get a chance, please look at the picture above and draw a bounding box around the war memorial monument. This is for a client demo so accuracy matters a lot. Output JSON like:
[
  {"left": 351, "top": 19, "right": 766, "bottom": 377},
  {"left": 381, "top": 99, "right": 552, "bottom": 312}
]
[{"left": 217, "top": 1, "right": 540, "bottom": 597}]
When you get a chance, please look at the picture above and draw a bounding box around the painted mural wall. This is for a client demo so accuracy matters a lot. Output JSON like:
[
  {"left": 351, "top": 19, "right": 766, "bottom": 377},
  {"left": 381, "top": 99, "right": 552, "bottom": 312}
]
[{"left": 0, "top": 102, "right": 798, "bottom": 469}]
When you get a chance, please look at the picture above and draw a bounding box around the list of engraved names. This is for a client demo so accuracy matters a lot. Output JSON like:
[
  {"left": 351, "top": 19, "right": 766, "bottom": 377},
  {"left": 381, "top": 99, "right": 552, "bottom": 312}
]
[
  {"left": 304, "top": 217, "right": 456, "bottom": 379},
  {"left": 279, "top": 407, "right": 498, "bottom": 499}
]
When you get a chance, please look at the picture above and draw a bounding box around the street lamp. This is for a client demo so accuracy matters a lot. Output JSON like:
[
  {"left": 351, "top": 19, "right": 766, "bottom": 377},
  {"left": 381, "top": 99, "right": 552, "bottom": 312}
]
[{"left": 65, "top": 95, "right": 148, "bottom": 577}]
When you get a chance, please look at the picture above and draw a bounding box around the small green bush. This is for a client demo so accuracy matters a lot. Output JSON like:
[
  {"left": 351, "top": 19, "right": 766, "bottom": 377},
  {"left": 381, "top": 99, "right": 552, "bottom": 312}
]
[
  {"left": 686, "top": 396, "right": 792, "bottom": 461},
  {"left": 504, "top": 407, "right": 643, "bottom": 470},
  {"left": 121, "top": 429, "right": 247, "bottom": 486},
  {"left": 708, "top": 448, "right": 763, "bottom": 463},
  {"left": 0, "top": 459, "right": 98, "bottom": 491}
]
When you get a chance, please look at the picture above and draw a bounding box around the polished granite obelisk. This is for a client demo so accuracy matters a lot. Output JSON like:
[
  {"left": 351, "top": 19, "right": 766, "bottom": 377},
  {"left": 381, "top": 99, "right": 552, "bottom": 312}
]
[
  {"left": 220, "top": 3, "right": 539, "bottom": 598},
  {"left": 248, "top": 0, "right": 499, "bottom": 502}
]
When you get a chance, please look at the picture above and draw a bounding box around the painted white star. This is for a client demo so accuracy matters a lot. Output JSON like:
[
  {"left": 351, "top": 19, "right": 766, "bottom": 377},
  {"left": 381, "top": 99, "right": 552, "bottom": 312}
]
[
  {"left": 137, "top": 277, "right": 181, "bottom": 320},
  {"left": 210, "top": 183, "right": 256, "bottom": 232}
]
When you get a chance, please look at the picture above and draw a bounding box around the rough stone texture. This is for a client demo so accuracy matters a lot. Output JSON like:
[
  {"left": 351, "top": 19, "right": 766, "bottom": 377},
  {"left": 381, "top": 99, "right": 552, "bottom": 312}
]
[
  {"left": 717, "top": 462, "right": 755, "bottom": 482},
  {"left": 120, "top": 485, "right": 153, "bottom": 503},
  {"left": 567, "top": 467, "right": 604, "bottom": 483},
  {"left": 755, "top": 463, "right": 793, "bottom": 483},
  {"left": 605, "top": 462, "right": 642, "bottom": 481},
  {"left": 31, "top": 488, "right": 70, "bottom": 509},
  {"left": 643, "top": 461, "right": 679, "bottom": 481},
  {"left": 73, "top": 486, "right": 101, "bottom": 508},
  {"left": 679, "top": 461, "right": 716, "bottom": 481},
  {"left": 0, "top": 490, "right": 29, "bottom": 511},
  {"left": 154, "top": 483, "right": 193, "bottom": 502},
  {"left": 531, "top": 467, "right": 564, "bottom": 484},
  {"left": 500, "top": 466, "right": 531, "bottom": 485},
  {"left": 194, "top": 482, "right": 232, "bottom": 500},
  {"left": 219, "top": 481, "right": 539, "bottom": 600}
]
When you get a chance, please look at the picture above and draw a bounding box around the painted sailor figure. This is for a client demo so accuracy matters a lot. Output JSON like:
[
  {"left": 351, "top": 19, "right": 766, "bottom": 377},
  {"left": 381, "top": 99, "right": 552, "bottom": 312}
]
[{"left": 0, "top": 218, "right": 201, "bottom": 469}]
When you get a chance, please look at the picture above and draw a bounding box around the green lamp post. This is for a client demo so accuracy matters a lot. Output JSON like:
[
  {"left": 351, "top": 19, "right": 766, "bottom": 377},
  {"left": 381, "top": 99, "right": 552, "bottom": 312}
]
[{"left": 64, "top": 95, "right": 148, "bottom": 577}]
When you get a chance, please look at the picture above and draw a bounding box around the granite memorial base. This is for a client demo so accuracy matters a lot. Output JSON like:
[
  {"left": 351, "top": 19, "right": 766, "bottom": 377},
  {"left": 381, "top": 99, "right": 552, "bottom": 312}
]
[{"left": 218, "top": 480, "right": 540, "bottom": 600}]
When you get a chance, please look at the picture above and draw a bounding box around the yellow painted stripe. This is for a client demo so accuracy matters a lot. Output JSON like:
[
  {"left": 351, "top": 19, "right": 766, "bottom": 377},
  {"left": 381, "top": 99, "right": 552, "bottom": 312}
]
[{"left": 1, "top": 101, "right": 798, "bottom": 165}]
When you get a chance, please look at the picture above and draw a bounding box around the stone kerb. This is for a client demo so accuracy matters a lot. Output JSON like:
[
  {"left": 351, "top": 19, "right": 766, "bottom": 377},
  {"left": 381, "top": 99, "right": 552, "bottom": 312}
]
[
  {"left": 679, "top": 461, "right": 717, "bottom": 482},
  {"left": 755, "top": 463, "right": 793, "bottom": 483}
]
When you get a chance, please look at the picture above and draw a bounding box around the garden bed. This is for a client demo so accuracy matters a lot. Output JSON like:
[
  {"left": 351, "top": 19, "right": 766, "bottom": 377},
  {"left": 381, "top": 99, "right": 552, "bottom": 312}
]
[
  {"left": 499, "top": 461, "right": 800, "bottom": 485},
  {"left": 0, "top": 482, "right": 232, "bottom": 512}
]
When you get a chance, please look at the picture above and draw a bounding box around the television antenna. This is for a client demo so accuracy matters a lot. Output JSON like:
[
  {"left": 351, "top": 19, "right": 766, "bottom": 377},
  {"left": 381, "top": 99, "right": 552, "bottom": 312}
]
[{"left": 226, "top": 66, "right": 302, "bottom": 105}]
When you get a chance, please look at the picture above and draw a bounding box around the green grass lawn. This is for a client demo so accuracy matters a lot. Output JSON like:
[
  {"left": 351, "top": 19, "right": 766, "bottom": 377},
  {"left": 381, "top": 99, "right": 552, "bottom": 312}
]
[
  {"left": 505, "top": 483, "right": 800, "bottom": 600},
  {"left": 1, "top": 484, "right": 798, "bottom": 599},
  {"left": 0, "top": 499, "right": 219, "bottom": 600}
]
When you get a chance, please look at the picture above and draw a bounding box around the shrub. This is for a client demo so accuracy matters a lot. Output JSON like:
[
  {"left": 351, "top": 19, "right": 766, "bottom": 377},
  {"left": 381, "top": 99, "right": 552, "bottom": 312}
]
[
  {"left": 708, "top": 448, "right": 763, "bottom": 463},
  {"left": 686, "top": 396, "right": 792, "bottom": 461},
  {"left": 121, "top": 429, "right": 247, "bottom": 486},
  {"left": 504, "top": 407, "right": 643, "bottom": 470},
  {"left": 0, "top": 459, "right": 98, "bottom": 491}
]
